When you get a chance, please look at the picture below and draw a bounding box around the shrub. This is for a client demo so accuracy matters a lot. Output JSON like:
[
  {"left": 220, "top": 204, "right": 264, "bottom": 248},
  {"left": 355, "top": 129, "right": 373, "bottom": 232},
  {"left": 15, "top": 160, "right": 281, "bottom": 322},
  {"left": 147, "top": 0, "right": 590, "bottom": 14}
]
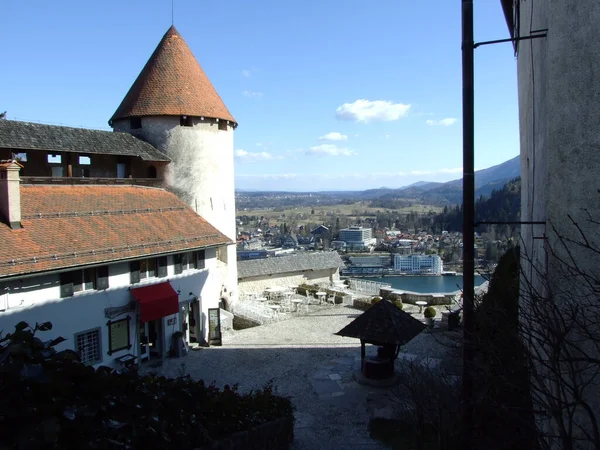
[
  {"left": 353, "top": 298, "right": 372, "bottom": 311},
  {"left": 0, "top": 321, "right": 295, "bottom": 449},
  {"left": 371, "top": 296, "right": 383, "bottom": 306},
  {"left": 393, "top": 299, "right": 403, "bottom": 310},
  {"left": 424, "top": 306, "right": 437, "bottom": 318}
]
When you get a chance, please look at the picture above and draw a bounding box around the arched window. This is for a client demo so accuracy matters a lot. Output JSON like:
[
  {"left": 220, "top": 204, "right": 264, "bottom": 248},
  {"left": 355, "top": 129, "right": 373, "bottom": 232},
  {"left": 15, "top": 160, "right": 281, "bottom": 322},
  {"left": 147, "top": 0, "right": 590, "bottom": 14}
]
[{"left": 147, "top": 165, "right": 157, "bottom": 178}]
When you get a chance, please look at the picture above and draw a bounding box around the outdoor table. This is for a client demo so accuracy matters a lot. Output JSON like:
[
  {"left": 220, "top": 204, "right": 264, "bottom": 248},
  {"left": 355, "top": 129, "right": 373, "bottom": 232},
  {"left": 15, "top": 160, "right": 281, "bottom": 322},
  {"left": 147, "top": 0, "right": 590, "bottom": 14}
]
[
  {"left": 265, "top": 287, "right": 286, "bottom": 300},
  {"left": 415, "top": 301, "right": 428, "bottom": 313},
  {"left": 316, "top": 291, "right": 327, "bottom": 305}
]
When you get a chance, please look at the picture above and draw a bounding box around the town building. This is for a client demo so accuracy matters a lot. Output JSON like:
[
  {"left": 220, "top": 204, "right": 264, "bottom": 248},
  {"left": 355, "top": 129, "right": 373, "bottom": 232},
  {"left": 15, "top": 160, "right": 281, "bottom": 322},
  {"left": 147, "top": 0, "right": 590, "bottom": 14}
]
[
  {"left": 338, "top": 226, "right": 376, "bottom": 250},
  {"left": 0, "top": 25, "right": 238, "bottom": 367},
  {"left": 393, "top": 254, "right": 443, "bottom": 275}
]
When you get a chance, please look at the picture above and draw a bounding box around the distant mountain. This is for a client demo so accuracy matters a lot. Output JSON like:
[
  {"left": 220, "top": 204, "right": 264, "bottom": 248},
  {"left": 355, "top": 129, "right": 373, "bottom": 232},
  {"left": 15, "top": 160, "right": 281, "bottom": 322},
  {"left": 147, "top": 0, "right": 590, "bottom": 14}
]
[
  {"left": 420, "top": 155, "right": 520, "bottom": 204},
  {"left": 365, "top": 156, "right": 520, "bottom": 205}
]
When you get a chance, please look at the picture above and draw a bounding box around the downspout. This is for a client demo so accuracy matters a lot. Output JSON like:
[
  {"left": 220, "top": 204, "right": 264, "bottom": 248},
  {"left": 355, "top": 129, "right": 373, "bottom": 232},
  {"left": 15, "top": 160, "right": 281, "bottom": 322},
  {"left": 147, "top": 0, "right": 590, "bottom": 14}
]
[{"left": 461, "top": 0, "right": 475, "bottom": 449}]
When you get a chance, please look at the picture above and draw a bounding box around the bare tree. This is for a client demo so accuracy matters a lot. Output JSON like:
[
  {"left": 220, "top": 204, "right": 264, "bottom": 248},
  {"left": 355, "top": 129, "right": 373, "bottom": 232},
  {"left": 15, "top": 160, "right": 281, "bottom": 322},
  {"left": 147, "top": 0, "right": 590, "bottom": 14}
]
[{"left": 519, "top": 214, "right": 600, "bottom": 450}]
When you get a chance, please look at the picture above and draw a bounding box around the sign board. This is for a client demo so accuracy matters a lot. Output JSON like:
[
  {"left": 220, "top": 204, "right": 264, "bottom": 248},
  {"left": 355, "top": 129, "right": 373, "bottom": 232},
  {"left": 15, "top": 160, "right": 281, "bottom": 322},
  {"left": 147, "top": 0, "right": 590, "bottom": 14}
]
[{"left": 208, "top": 308, "right": 222, "bottom": 346}]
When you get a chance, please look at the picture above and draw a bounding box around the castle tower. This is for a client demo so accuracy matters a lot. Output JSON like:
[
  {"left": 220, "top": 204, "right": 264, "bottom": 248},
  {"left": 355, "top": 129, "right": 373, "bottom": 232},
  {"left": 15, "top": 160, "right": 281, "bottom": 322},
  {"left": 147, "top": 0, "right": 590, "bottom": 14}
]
[{"left": 109, "top": 26, "right": 238, "bottom": 304}]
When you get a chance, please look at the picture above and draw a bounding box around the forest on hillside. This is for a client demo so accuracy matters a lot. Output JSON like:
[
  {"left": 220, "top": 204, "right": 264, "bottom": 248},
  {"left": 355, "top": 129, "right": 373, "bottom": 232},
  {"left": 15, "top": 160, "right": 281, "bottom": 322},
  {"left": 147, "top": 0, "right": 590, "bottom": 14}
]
[{"left": 428, "top": 177, "right": 521, "bottom": 234}]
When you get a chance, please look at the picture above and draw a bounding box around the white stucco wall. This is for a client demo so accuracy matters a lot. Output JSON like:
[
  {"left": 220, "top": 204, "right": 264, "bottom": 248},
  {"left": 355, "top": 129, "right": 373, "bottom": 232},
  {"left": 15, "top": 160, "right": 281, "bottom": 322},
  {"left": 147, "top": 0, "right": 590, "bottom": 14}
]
[
  {"left": 113, "top": 117, "right": 238, "bottom": 308},
  {"left": 0, "top": 252, "right": 222, "bottom": 368}
]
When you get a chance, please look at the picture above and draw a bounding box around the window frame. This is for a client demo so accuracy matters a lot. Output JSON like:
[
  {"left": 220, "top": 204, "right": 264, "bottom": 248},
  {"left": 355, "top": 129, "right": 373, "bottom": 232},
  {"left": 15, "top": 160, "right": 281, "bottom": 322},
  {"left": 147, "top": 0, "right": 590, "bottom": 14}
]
[
  {"left": 106, "top": 317, "right": 131, "bottom": 356},
  {"left": 74, "top": 327, "right": 102, "bottom": 365}
]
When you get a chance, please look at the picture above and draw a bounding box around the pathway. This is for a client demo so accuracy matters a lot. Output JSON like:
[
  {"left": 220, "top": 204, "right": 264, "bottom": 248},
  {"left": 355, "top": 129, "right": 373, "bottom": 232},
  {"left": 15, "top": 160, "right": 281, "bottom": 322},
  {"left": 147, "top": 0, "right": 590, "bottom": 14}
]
[{"left": 153, "top": 305, "right": 462, "bottom": 449}]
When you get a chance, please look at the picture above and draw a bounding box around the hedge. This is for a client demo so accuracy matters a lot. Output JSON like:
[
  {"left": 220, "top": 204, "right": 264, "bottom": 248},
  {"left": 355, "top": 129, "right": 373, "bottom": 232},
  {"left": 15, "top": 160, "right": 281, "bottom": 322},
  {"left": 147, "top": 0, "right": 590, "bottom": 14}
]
[{"left": 0, "top": 321, "right": 295, "bottom": 449}]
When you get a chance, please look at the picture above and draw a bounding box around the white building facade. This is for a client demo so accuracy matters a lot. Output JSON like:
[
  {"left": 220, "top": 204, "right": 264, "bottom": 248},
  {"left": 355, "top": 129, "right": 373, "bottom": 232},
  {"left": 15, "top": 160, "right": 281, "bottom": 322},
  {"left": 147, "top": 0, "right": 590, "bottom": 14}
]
[
  {"left": 338, "top": 226, "right": 376, "bottom": 249},
  {"left": 393, "top": 254, "right": 443, "bottom": 275},
  {"left": 0, "top": 165, "right": 231, "bottom": 370}
]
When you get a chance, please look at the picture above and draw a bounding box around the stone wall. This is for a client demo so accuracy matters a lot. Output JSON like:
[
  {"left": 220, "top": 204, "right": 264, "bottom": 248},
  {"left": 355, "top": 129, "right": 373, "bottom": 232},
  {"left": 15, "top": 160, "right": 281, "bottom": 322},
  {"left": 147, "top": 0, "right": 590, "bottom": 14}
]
[{"left": 238, "top": 269, "right": 336, "bottom": 298}]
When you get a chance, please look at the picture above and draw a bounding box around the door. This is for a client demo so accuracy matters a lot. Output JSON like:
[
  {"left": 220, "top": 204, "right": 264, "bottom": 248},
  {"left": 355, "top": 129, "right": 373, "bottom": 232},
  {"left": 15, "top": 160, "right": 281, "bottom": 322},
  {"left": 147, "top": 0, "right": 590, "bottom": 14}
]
[
  {"left": 139, "top": 319, "right": 162, "bottom": 361},
  {"left": 117, "top": 163, "right": 127, "bottom": 178},
  {"left": 140, "top": 321, "right": 150, "bottom": 361},
  {"left": 180, "top": 303, "right": 191, "bottom": 344}
]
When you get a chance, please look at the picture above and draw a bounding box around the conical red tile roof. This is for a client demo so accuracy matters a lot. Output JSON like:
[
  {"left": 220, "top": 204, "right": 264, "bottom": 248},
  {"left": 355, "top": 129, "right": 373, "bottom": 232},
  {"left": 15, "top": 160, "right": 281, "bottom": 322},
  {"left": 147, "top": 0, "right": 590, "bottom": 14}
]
[{"left": 110, "top": 26, "right": 236, "bottom": 125}]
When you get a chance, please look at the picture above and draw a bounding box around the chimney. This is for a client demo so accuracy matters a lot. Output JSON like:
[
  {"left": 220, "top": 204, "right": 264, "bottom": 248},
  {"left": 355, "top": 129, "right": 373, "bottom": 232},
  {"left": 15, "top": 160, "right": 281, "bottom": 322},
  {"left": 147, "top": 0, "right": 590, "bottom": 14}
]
[{"left": 0, "top": 160, "right": 23, "bottom": 229}]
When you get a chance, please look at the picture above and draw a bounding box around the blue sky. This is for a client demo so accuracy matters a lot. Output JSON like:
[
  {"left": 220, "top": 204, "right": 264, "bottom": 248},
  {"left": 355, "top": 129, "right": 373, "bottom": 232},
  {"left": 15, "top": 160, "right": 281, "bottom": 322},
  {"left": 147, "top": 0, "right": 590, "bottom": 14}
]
[{"left": 1, "top": 1, "right": 519, "bottom": 191}]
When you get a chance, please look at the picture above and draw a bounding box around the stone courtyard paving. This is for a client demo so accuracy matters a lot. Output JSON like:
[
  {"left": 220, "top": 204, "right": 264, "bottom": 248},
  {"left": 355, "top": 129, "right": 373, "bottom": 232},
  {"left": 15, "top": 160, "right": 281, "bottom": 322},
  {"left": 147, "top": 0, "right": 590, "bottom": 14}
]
[{"left": 154, "top": 305, "right": 462, "bottom": 450}]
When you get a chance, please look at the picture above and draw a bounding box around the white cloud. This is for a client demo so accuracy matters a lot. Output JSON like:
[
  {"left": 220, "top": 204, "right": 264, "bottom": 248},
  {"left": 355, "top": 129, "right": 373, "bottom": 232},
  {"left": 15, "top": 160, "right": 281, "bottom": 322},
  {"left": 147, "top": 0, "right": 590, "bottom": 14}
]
[
  {"left": 241, "top": 69, "right": 251, "bottom": 77},
  {"left": 242, "top": 90, "right": 263, "bottom": 98},
  {"left": 426, "top": 118, "right": 457, "bottom": 126},
  {"left": 336, "top": 99, "right": 411, "bottom": 123},
  {"left": 306, "top": 144, "right": 357, "bottom": 157},
  {"left": 318, "top": 132, "right": 348, "bottom": 141},
  {"left": 234, "top": 149, "right": 281, "bottom": 163}
]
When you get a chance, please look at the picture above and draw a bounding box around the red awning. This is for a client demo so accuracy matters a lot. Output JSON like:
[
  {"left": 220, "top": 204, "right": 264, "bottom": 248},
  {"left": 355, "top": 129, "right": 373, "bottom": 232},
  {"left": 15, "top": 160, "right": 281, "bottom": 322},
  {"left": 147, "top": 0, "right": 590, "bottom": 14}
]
[{"left": 131, "top": 282, "right": 179, "bottom": 323}]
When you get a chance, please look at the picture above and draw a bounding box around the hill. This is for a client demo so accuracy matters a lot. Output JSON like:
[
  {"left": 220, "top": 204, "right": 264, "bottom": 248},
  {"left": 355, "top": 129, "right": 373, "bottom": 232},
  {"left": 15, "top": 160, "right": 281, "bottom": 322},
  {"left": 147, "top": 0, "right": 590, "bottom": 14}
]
[
  {"left": 429, "top": 177, "right": 521, "bottom": 232},
  {"left": 367, "top": 155, "right": 520, "bottom": 206}
]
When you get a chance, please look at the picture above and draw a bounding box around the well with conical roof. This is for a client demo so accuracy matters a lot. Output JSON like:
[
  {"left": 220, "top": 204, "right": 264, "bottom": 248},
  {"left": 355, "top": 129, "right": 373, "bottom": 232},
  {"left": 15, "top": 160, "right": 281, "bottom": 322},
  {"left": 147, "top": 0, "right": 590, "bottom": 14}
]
[{"left": 336, "top": 300, "right": 426, "bottom": 381}]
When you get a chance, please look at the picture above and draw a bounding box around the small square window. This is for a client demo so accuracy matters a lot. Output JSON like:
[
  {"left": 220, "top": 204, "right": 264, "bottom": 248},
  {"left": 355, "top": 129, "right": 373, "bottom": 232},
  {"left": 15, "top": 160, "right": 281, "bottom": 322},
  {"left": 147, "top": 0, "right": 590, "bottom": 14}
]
[
  {"left": 75, "top": 328, "right": 102, "bottom": 365},
  {"left": 79, "top": 155, "right": 91, "bottom": 165},
  {"left": 130, "top": 117, "right": 142, "bottom": 129},
  {"left": 180, "top": 116, "right": 193, "bottom": 127},
  {"left": 48, "top": 154, "right": 62, "bottom": 164},
  {"left": 12, "top": 152, "right": 27, "bottom": 162},
  {"left": 218, "top": 120, "right": 228, "bottom": 131}
]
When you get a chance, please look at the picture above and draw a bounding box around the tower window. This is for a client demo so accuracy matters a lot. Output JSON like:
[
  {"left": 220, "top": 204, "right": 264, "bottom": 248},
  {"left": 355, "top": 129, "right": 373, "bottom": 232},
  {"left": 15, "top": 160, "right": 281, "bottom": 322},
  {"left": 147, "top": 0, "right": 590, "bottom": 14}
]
[
  {"left": 180, "top": 116, "right": 193, "bottom": 127},
  {"left": 218, "top": 120, "right": 228, "bottom": 131},
  {"left": 130, "top": 117, "right": 142, "bottom": 129}
]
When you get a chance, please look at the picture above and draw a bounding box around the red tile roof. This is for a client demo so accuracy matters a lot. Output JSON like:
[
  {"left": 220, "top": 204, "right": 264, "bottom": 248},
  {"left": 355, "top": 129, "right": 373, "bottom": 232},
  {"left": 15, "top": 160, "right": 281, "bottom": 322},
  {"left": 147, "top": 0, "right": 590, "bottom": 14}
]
[
  {"left": 110, "top": 26, "right": 236, "bottom": 125},
  {"left": 0, "top": 185, "right": 231, "bottom": 278}
]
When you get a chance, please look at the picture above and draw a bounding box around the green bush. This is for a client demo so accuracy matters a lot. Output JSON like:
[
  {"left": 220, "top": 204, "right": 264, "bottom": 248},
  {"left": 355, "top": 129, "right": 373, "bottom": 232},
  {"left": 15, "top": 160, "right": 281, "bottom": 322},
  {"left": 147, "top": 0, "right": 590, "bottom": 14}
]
[
  {"left": 0, "top": 321, "right": 295, "bottom": 449},
  {"left": 393, "top": 299, "right": 403, "bottom": 310},
  {"left": 424, "top": 306, "right": 437, "bottom": 318}
]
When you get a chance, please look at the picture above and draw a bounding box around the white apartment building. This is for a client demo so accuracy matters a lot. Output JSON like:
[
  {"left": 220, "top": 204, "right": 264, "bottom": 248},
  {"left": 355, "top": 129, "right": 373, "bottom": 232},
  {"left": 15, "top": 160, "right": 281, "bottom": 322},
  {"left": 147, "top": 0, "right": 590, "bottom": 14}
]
[
  {"left": 393, "top": 254, "right": 443, "bottom": 275},
  {"left": 338, "top": 226, "right": 376, "bottom": 249}
]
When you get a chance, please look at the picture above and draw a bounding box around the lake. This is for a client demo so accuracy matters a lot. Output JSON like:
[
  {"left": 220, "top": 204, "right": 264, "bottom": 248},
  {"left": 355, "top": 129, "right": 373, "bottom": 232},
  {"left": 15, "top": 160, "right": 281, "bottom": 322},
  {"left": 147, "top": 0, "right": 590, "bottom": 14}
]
[{"left": 361, "top": 274, "right": 487, "bottom": 294}]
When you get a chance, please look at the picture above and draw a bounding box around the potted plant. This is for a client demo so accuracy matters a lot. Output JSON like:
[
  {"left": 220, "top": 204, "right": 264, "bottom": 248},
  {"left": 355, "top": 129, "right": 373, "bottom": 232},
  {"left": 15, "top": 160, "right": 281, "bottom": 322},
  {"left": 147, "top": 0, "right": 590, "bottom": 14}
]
[{"left": 424, "top": 306, "right": 437, "bottom": 328}]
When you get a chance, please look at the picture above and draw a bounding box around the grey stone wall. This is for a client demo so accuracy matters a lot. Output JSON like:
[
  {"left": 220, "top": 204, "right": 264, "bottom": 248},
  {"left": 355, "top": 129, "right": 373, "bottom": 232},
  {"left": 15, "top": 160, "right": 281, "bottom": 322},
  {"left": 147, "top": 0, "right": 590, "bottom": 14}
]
[{"left": 517, "top": 2, "right": 600, "bottom": 446}]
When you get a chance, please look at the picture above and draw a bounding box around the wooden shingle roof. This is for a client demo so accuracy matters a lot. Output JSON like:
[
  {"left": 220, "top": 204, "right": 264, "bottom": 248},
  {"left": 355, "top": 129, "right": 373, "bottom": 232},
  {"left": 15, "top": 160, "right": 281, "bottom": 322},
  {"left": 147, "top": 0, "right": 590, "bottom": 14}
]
[
  {"left": 336, "top": 300, "right": 426, "bottom": 345},
  {"left": 0, "top": 185, "right": 231, "bottom": 278},
  {"left": 110, "top": 26, "right": 236, "bottom": 125},
  {"left": 0, "top": 120, "right": 169, "bottom": 162}
]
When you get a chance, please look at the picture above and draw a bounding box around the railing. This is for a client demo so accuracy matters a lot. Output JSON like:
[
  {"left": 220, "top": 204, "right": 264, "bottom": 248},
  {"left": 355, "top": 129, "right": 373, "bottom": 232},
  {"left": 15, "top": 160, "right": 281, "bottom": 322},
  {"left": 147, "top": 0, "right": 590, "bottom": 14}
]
[
  {"left": 219, "top": 308, "right": 234, "bottom": 330},
  {"left": 348, "top": 278, "right": 392, "bottom": 295},
  {"left": 21, "top": 176, "right": 163, "bottom": 188}
]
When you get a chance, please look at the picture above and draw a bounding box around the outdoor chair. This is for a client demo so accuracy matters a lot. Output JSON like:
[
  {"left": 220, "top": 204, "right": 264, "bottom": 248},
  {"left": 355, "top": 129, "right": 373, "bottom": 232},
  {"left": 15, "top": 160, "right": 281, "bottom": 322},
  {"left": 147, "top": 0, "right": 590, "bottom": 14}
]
[
  {"left": 326, "top": 294, "right": 336, "bottom": 306},
  {"left": 301, "top": 296, "right": 311, "bottom": 313}
]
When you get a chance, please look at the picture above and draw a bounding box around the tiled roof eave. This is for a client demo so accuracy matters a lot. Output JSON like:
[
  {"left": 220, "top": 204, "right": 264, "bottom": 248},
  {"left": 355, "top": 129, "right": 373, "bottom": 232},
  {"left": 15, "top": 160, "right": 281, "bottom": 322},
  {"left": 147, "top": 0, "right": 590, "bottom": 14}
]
[{"left": 0, "top": 239, "right": 233, "bottom": 280}]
